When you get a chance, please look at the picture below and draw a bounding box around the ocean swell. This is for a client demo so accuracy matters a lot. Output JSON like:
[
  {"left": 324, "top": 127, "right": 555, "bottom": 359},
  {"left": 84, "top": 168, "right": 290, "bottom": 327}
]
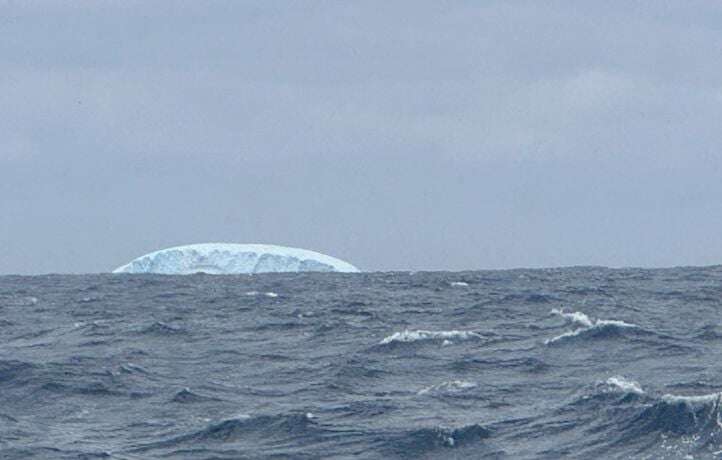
[{"left": 545, "top": 308, "right": 638, "bottom": 344}]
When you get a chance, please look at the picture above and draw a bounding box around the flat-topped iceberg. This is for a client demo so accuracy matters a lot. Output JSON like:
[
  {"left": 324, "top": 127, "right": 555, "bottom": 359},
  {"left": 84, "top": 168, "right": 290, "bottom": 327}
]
[{"left": 113, "top": 243, "right": 359, "bottom": 274}]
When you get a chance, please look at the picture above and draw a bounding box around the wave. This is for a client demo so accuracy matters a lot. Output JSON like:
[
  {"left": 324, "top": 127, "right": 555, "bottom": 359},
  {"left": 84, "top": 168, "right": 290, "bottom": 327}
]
[
  {"left": 551, "top": 378, "right": 722, "bottom": 457},
  {"left": 417, "top": 380, "right": 477, "bottom": 396},
  {"left": 447, "top": 356, "right": 551, "bottom": 374},
  {"left": 0, "top": 295, "right": 38, "bottom": 307},
  {"left": 129, "top": 412, "right": 356, "bottom": 456},
  {"left": 245, "top": 291, "right": 279, "bottom": 298},
  {"left": 630, "top": 392, "right": 722, "bottom": 436},
  {"left": 544, "top": 308, "right": 638, "bottom": 344},
  {"left": 501, "top": 292, "right": 558, "bottom": 304},
  {"left": 135, "top": 413, "right": 495, "bottom": 459},
  {"left": 0, "top": 447, "right": 111, "bottom": 459},
  {"left": 379, "top": 329, "right": 483, "bottom": 345},
  {"left": 171, "top": 388, "right": 220, "bottom": 403},
  {"left": 117, "top": 363, "right": 149, "bottom": 375},
  {"left": 77, "top": 295, "right": 103, "bottom": 303},
  {"left": 138, "top": 321, "right": 187, "bottom": 336},
  {"left": 39, "top": 381, "right": 124, "bottom": 397},
  {"left": 321, "top": 400, "right": 400, "bottom": 419},
  {"left": 333, "top": 359, "right": 388, "bottom": 381},
  {"left": 0, "top": 412, "right": 18, "bottom": 423},
  {"left": 135, "top": 412, "right": 316, "bottom": 444},
  {"left": 605, "top": 376, "right": 644, "bottom": 395},
  {"left": 0, "top": 360, "right": 36, "bottom": 386},
  {"left": 74, "top": 320, "right": 114, "bottom": 337},
  {"left": 184, "top": 413, "right": 318, "bottom": 441},
  {"left": 694, "top": 324, "right": 722, "bottom": 341},
  {"left": 374, "top": 424, "right": 493, "bottom": 458},
  {"left": 449, "top": 281, "right": 469, "bottom": 287}
]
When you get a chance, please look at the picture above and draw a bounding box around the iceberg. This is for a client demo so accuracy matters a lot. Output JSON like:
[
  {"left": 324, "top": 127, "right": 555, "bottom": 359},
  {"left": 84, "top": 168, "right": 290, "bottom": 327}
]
[{"left": 113, "top": 243, "right": 359, "bottom": 274}]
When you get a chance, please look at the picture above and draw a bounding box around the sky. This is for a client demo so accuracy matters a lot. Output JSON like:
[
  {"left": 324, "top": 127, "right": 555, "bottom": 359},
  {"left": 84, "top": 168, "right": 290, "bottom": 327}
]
[{"left": 2, "top": 1, "right": 722, "bottom": 274}]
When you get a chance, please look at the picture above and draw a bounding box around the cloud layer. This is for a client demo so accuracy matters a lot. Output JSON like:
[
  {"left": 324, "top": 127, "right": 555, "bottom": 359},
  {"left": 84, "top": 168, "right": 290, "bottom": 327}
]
[{"left": 2, "top": 1, "right": 721, "bottom": 273}]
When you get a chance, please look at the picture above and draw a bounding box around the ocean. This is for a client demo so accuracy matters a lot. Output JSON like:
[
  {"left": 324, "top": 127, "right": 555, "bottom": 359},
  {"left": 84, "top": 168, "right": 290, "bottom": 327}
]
[{"left": 1, "top": 267, "right": 721, "bottom": 459}]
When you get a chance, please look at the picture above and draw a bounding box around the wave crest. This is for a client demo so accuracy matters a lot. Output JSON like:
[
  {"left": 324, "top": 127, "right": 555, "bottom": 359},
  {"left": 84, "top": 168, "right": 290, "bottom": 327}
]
[
  {"left": 646, "top": 392, "right": 722, "bottom": 435},
  {"left": 378, "top": 424, "right": 492, "bottom": 457},
  {"left": 605, "top": 376, "right": 645, "bottom": 395},
  {"left": 380, "top": 329, "right": 483, "bottom": 345},
  {"left": 545, "top": 309, "right": 637, "bottom": 344},
  {"left": 563, "top": 379, "right": 722, "bottom": 457},
  {"left": 132, "top": 412, "right": 331, "bottom": 454},
  {"left": 417, "top": 380, "right": 477, "bottom": 396}
]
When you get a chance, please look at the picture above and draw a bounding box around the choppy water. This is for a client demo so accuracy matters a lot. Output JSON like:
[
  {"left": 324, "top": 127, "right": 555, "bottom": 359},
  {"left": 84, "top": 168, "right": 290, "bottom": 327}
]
[{"left": 1, "top": 267, "right": 721, "bottom": 459}]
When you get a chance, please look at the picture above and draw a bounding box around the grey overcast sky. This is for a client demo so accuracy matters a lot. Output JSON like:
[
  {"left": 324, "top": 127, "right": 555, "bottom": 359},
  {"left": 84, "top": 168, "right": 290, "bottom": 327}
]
[{"left": 2, "top": 1, "right": 722, "bottom": 274}]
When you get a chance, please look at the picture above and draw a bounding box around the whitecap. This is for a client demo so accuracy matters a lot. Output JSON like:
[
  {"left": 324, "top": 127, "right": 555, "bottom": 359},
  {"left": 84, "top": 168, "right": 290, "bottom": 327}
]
[
  {"left": 545, "top": 308, "right": 637, "bottom": 344},
  {"left": 418, "top": 380, "right": 477, "bottom": 395},
  {"left": 1, "top": 296, "right": 39, "bottom": 307},
  {"left": 661, "top": 392, "right": 722, "bottom": 405},
  {"left": 244, "top": 291, "right": 279, "bottom": 298},
  {"left": 550, "top": 308, "right": 594, "bottom": 328},
  {"left": 606, "top": 376, "right": 645, "bottom": 395},
  {"left": 450, "top": 281, "right": 469, "bottom": 287},
  {"left": 380, "top": 329, "right": 482, "bottom": 345},
  {"left": 641, "top": 390, "right": 722, "bottom": 435}
]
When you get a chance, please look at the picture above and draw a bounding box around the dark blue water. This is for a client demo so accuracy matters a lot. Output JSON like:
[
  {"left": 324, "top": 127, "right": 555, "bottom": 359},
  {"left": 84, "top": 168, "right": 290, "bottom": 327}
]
[{"left": 1, "top": 267, "right": 721, "bottom": 459}]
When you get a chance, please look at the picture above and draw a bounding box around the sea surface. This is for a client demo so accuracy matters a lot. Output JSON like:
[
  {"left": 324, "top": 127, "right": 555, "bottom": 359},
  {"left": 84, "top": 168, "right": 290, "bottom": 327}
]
[{"left": 1, "top": 267, "right": 721, "bottom": 459}]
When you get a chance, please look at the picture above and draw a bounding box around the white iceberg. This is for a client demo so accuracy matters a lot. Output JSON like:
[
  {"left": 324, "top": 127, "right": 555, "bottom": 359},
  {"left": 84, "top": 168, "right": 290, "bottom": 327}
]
[{"left": 113, "top": 243, "right": 359, "bottom": 274}]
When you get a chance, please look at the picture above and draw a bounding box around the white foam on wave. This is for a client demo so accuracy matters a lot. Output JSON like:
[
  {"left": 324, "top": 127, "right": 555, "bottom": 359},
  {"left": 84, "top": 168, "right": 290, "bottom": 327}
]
[
  {"left": 1, "top": 296, "right": 39, "bottom": 307},
  {"left": 661, "top": 392, "right": 722, "bottom": 405},
  {"left": 450, "top": 281, "right": 469, "bottom": 287},
  {"left": 606, "top": 376, "right": 645, "bottom": 395},
  {"left": 603, "top": 377, "right": 720, "bottom": 407},
  {"left": 380, "top": 329, "right": 482, "bottom": 345},
  {"left": 245, "top": 291, "right": 279, "bottom": 298},
  {"left": 418, "top": 380, "right": 477, "bottom": 395},
  {"left": 545, "top": 308, "right": 637, "bottom": 344},
  {"left": 659, "top": 391, "right": 722, "bottom": 432},
  {"left": 551, "top": 308, "right": 594, "bottom": 328}
]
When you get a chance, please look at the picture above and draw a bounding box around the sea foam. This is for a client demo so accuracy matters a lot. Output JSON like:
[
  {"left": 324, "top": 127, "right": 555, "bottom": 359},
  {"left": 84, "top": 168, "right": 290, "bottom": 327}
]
[
  {"left": 380, "top": 329, "right": 482, "bottom": 345},
  {"left": 545, "top": 308, "right": 637, "bottom": 344},
  {"left": 606, "top": 376, "right": 645, "bottom": 395},
  {"left": 417, "top": 380, "right": 477, "bottom": 395}
]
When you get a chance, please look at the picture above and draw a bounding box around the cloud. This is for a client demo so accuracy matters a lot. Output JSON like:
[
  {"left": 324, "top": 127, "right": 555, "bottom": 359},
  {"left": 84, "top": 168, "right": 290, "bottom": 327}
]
[{"left": 2, "top": 1, "right": 722, "bottom": 273}]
